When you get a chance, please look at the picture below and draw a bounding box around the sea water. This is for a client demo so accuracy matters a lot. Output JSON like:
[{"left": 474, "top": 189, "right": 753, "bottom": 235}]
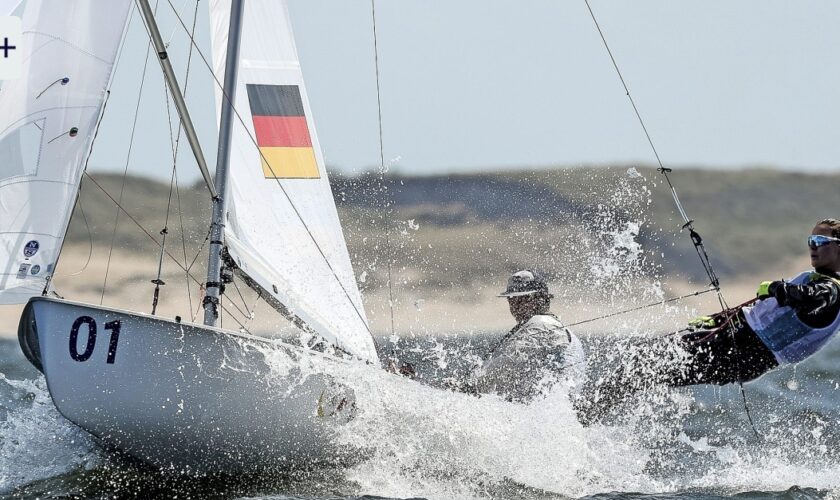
[
  {"left": 1, "top": 330, "right": 839, "bottom": 500},
  {"left": 3, "top": 171, "right": 837, "bottom": 499}
]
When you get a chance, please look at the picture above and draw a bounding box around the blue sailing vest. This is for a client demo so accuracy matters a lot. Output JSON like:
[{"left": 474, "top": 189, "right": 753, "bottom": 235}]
[{"left": 744, "top": 271, "right": 840, "bottom": 364}]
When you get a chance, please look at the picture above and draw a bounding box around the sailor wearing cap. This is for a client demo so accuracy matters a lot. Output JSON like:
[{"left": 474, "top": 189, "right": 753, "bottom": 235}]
[{"left": 471, "top": 270, "right": 587, "bottom": 403}]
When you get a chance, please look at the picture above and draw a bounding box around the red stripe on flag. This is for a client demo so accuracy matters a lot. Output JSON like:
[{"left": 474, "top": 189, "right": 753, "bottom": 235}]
[{"left": 252, "top": 115, "right": 312, "bottom": 147}]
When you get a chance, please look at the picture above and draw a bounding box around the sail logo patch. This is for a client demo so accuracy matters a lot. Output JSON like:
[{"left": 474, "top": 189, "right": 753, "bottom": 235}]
[
  {"left": 246, "top": 84, "right": 320, "bottom": 179},
  {"left": 16, "top": 263, "right": 29, "bottom": 279},
  {"left": 30, "top": 265, "right": 40, "bottom": 275},
  {"left": 23, "top": 240, "right": 39, "bottom": 257}
]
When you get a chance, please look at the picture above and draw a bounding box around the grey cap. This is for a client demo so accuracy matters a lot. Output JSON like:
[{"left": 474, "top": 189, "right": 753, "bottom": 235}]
[{"left": 498, "top": 270, "right": 551, "bottom": 298}]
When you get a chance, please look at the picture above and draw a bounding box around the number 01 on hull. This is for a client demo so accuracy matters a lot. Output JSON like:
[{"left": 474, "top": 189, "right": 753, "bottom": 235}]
[{"left": 18, "top": 297, "right": 362, "bottom": 474}]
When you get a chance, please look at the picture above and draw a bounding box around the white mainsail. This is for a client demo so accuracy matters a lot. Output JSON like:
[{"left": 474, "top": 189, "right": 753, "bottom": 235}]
[
  {"left": 208, "top": 1, "right": 378, "bottom": 362},
  {"left": 0, "top": 0, "right": 132, "bottom": 304}
]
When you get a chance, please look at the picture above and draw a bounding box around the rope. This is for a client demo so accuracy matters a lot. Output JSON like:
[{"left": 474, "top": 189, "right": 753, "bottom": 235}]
[
  {"left": 163, "top": 0, "right": 380, "bottom": 350},
  {"left": 370, "top": 0, "right": 397, "bottom": 339},
  {"left": 739, "top": 378, "right": 762, "bottom": 441}
]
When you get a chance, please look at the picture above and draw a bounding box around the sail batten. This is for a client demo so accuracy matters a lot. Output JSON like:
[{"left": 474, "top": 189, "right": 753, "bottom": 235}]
[
  {"left": 0, "top": 0, "right": 133, "bottom": 305},
  {"left": 208, "top": 0, "right": 378, "bottom": 363}
]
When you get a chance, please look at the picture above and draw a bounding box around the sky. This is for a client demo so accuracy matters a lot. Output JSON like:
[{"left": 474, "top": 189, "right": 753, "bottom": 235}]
[{"left": 87, "top": 0, "right": 840, "bottom": 182}]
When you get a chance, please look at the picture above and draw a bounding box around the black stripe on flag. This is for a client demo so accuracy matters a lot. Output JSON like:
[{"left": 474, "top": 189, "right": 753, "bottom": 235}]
[{"left": 246, "top": 84, "right": 305, "bottom": 117}]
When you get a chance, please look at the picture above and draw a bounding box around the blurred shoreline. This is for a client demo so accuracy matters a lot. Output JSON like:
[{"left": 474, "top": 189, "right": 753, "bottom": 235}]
[
  {"left": 3, "top": 166, "right": 836, "bottom": 339},
  {"left": 0, "top": 246, "right": 807, "bottom": 340}
]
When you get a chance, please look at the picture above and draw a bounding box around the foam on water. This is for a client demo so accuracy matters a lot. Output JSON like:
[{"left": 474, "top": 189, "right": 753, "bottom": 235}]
[
  {"left": 265, "top": 341, "right": 840, "bottom": 499},
  {"left": 319, "top": 362, "right": 645, "bottom": 498},
  {"left": 2, "top": 170, "right": 840, "bottom": 498},
  {"left": 5, "top": 338, "right": 840, "bottom": 499},
  {"left": 248, "top": 168, "right": 840, "bottom": 498},
  {"left": 0, "top": 373, "right": 100, "bottom": 493}
]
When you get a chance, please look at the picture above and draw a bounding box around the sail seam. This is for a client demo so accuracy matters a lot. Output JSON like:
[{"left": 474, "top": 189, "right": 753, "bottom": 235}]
[
  {"left": 239, "top": 60, "right": 300, "bottom": 70},
  {"left": 0, "top": 179, "right": 77, "bottom": 189},
  {"left": 0, "top": 231, "right": 61, "bottom": 237},
  {"left": 0, "top": 107, "right": 97, "bottom": 138},
  {"left": 23, "top": 31, "right": 113, "bottom": 64}
]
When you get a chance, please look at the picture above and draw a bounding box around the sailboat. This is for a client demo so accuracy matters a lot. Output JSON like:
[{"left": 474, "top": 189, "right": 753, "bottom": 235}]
[{"left": 2, "top": 0, "right": 380, "bottom": 473}]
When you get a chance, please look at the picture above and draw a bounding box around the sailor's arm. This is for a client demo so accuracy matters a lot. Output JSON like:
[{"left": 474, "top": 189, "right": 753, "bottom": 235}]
[{"left": 759, "top": 277, "right": 840, "bottom": 316}]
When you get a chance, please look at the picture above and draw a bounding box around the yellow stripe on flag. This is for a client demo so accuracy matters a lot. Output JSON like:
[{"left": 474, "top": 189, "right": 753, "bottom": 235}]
[{"left": 259, "top": 147, "right": 320, "bottom": 179}]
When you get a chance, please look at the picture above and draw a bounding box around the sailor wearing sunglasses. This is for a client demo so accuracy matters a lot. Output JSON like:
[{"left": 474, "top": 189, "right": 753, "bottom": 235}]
[
  {"left": 664, "top": 218, "right": 840, "bottom": 386},
  {"left": 579, "top": 219, "right": 840, "bottom": 422},
  {"left": 743, "top": 219, "right": 840, "bottom": 367}
]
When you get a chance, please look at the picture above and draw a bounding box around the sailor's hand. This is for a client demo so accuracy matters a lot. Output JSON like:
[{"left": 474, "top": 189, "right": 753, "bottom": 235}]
[
  {"left": 757, "top": 280, "right": 785, "bottom": 301},
  {"left": 687, "top": 315, "right": 716, "bottom": 329},
  {"left": 757, "top": 280, "right": 784, "bottom": 299},
  {"left": 756, "top": 281, "right": 773, "bottom": 299},
  {"left": 770, "top": 281, "right": 787, "bottom": 305}
]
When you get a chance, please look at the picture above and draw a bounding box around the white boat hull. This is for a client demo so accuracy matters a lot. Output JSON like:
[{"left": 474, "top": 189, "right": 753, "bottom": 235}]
[{"left": 18, "top": 297, "right": 363, "bottom": 474}]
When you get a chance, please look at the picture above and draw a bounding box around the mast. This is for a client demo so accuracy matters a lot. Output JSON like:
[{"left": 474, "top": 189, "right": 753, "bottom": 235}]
[
  {"left": 136, "top": 0, "right": 217, "bottom": 198},
  {"left": 203, "top": 0, "right": 245, "bottom": 326}
]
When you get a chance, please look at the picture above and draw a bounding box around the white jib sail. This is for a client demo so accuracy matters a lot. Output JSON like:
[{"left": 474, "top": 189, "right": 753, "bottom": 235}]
[
  {"left": 209, "top": 1, "right": 378, "bottom": 363},
  {"left": 0, "top": 0, "right": 132, "bottom": 304},
  {"left": 0, "top": 1, "right": 22, "bottom": 15}
]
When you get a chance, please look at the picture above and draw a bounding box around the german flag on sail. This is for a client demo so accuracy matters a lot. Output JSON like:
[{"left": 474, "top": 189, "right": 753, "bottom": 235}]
[{"left": 247, "top": 84, "right": 320, "bottom": 179}]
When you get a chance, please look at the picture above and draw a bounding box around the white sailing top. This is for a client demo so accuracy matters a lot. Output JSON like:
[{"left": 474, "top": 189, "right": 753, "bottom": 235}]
[{"left": 473, "top": 314, "right": 587, "bottom": 403}]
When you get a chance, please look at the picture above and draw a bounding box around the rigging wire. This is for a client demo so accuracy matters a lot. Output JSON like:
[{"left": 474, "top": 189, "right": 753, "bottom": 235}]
[
  {"left": 370, "top": 0, "right": 397, "bottom": 340},
  {"left": 84, "top": 172, "right": 250, "bottom": 331},
  {"left": 162, "top": 0, "right": 380, "bottom": 350},
  {"left": 565, "top": 288, "right": 716, "bottom": 328},
  {"left": 100, "top": 0, "right": 160, "bottom": 305},
  {"left": 151, "top": 76, "right": 176, "bottom": 315},
  {"left": 192, "top": 289, "right": 204, "bottom": 323},
  {"left": 154, "top": 0, "right": 201, "bottom": 315},
  {"left": 218, "top": 287, "right": 251, "bottom": 324},
  {"left": 244, "top": 292, "right": 262, "bottom": 329},
  {"left": 582, "top": 0, "right": 725, "bottom": 310},
  {"left": 173, "top": 0, "right": 202, "bottom": 318},
  {"left": 173, "top": 160, "right": 193, "bottom": 312},
  {"left": 111, "top": 4, "right": 139, "bottom": 81},
  {"left": 164, "top": 0, "right": 192, "bottom": 45},
  {"left": 186, "top": 230, "right": 211, "bottom": 273},
  {"left": 582, "top": 0, "right": 758, "bottom": 440},
  {"left": 230, "top": 277, "right": 253, "bottom": 320}
]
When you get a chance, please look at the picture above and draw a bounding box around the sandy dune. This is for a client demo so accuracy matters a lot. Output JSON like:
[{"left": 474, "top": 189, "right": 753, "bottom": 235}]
[{"left": 1, "top": 245, "right": 808, "bottom": 342}]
